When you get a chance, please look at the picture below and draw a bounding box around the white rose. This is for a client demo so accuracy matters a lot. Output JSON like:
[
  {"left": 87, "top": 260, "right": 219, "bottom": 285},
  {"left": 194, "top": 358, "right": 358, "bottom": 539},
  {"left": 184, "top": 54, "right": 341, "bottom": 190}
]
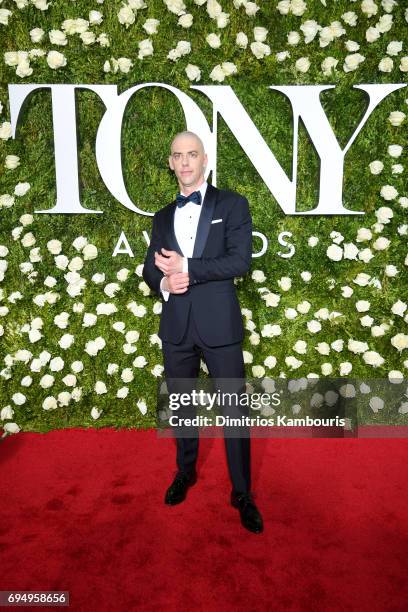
[
  {"left": 143, "top": 18, "right": 160, "bottom": 35},
  {"left": 378, "top": 57, "right": 393, "bottom": 72},
  {"left": 91, "top": 406, "right": 102, "bottom": 419},
  {"left": 206, "top": 33, "right": 221, "bottom": 48},
  {"left": 236, "top": 31, "right": 248, "bottom": 48},
  {"left": 363, "top": 351, "right": 385, "bottom": 367},
  {"left": 388, "top": 111, "right": 405, "bottom": 126},
  {"left": 47, "top": 50, "right": 67, "bottom": 69},
  {"left": 287, "top": 31, "right": 300, "bottom": 46},
  {"left": 321, "top": 56, "right": 338, "bottom": 76},
  {"left": 253, "top": 26, "right": 268, "bottom": 42},
  {"left": 49, "top": 30, "right": 67, "bottom": 46},
  {"left": 372, "top": 236, "right": 390, "bottom": 251},
  {"left": 295, "top": 57, "right": 310, "bottom": 73},
  {"left": 339, "top": 362, "right": 352, "bottom": 375},
  {"left": 185, "top": 63, "right": 201, "bottom": 81},
  {"left": 5, "top": 155, "right": 20, "bottom": 169},
  {"left": 264, "top": 355, "right": 277, "bottom": 369},
  {"left": 3, "top": 423, "right": 20, "bottom": 434},
  {"left": 30, "top": 28, "right": 45, "bottom": 43},
  {"left": 400, "top": 57, "right": 408, "bottom": 72},
  {"left": 89, "top": 10, "right": 103, "bottom": 25},
  {"left": 209, "top": 64, "right": 225, "bottom": 82},
  {"left": 326, "top": 244, "right": 343, "bottom": 261},
  {"left": 118, "top": 6, "right": 135, "bottom": 28},
  {"left": 178, "top": 13, "right": 193, "bottom": 27},
  {"left": 391, "top": 333, "right": 408, "bottom": 352},
  {"left": 250, "top": 42, "right": 271, "bottom": 59},
  {"left": 343, "top": 53, "right": 365, "bottom": 72}
]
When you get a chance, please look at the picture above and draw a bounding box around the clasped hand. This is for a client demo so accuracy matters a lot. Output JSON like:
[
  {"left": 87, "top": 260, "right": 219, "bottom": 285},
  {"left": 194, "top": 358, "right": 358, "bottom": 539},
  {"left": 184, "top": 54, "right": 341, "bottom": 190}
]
[{"left": 154, "top": 248, "right": 189, "bottom": 294}]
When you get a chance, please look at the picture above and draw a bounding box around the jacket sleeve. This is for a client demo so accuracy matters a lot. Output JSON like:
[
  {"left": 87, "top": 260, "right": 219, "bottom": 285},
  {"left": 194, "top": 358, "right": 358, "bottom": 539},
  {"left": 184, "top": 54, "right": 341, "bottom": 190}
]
[
  {"left": 142, "top": 212, "right": 165, "bottom": 297},
  {"left": 187, "top": 196, "right": 252, "bottom": 283}
]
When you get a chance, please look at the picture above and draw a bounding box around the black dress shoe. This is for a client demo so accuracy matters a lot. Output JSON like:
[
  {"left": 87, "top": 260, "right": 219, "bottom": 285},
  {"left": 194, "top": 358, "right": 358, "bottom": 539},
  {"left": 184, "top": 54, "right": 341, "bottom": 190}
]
[
  {"left": 231, "top": 491, "right": 264, "bottom": 533},
  {"left": 164, "top": 471, "right": 197, "bottom": 505}
]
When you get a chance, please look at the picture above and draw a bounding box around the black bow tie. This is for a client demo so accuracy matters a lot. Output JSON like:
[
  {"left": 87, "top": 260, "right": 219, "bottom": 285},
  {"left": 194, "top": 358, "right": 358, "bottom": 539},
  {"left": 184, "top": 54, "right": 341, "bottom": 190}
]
[{"left": 176, "top": 190, "right": 202, "bottom": 208}]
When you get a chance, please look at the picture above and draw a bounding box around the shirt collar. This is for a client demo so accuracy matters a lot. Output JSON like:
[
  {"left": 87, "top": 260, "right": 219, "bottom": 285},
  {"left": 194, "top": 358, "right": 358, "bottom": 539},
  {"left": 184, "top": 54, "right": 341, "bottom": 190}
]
[{"left": 179, "top": 180, "right": 208, "bottom": 203}]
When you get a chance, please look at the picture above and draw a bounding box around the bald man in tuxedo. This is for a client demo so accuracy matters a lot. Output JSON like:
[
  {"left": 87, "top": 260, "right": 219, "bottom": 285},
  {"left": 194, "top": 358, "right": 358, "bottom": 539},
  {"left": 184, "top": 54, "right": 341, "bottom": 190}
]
[{"left": 142, "top": 131, "right": 263, "bottom": 534}]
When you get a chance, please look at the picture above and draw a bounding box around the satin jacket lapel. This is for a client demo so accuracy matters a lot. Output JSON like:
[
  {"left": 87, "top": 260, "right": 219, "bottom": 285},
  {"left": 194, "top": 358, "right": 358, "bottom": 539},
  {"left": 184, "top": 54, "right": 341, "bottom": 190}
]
[
  {"left": 192, "top": 183, "right": 217, "bottom": 258},
  {"left": 163, "top": 201, "right": 183, "bottom": 255}
]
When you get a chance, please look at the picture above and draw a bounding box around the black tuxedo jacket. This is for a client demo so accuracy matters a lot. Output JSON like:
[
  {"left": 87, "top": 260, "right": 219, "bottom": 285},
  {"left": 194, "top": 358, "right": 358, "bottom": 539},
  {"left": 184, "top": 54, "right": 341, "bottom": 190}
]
[{"left": 142, "top": 183, "right": 252, "bottom": 347}]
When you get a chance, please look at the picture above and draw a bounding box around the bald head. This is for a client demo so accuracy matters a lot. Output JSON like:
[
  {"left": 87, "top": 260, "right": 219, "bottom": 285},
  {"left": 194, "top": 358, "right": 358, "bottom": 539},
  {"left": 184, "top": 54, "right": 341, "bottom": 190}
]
[{"left": 170, "top": 131, "right": 205, "bottom": 156}]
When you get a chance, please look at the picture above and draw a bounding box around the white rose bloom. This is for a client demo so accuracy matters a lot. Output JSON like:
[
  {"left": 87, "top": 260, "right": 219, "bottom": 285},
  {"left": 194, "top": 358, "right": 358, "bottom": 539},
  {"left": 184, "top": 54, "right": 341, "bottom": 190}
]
[
  {"left": 276, "top": 51, "right": 290, "bottom": 62},
  {"left": 378, "top": 57, "right": 393, "bottom": 72},
  {"left": 264, "top": 292, "right": 280, "bottom": 307},
  {"left": 261, "top": 324, "right": 281, "bottom": 338},
  {"left": 138, "top": 38, "right": 154, "bottom": 60},
  {"left": 363, "top": 351, "right": 385, "bottom": 367},
  {"left": 386, "top": 40, "right": 402, "bottom": 57},
  {"left": 151, "top": 364, "right": 164, "bottom": 377},
  {"left": 293, "top": 340, "right": 307, "bottom": 354},
  {"left": 278, "top": 276, "right": 291, "bottom": 291},
  {"left": 254, "top": 26, "right": 268, "bottom": 42},
  {"left": 372, "top": 236, "right": 390, "bottom": 251},
  {"left": 388, "top": 111, "right": 405, "bottom": 126},
  {"left": 339, "top": 362, "right": 352, "bottom": 375},
  {"left": 388, "top": 370, "right": 403, "bottom": 383},
  {"left": 287, "top": 31, "right": 300, "bottom": 46},
  {"left": 343, "top": 243, "right": 359, "bottom": 260},
  {"left": 47, "top": 50, "right": 67, "bottom": 69},
  {"left": 388, "top": 144, "right": 403, "bottom": 157},
  {"left": 356, "top": 227, "right": 372, "bottom": 242},
  {"left": 71, "top": 361, "right": 84, "bottom": 373},
  {"left": 250, "top": 42, "right": 271, "bottom": 59},
  {"left": 143, "top": 18, "right": 160, "bottom": 34},
  {"left": 95, "top": 381, "right": 107, "bottom": 394},
  {"left": 356, "top": 300, "right": 370, "bottom": 312},
  {"left": 89, "top": 10, "right": 103, "bottom": 25},
  {"left": 133, "top": 355, "right": 147, "bottom": 368},
  {"left": 358, "top": 248, "right": 374, "bottom": 263},
  {"left": 264, "top": 355, "right": 277, "bottom": 369},
  {"left": 377, "top": 14, "right": 393, "bottom": 34},
  {"left": 4, "top": 156, "right": 19, "bottom": 172},
  {"left": 285, "top": 356, "right": 303, "bottom": 370},
  {"left": 81, "top": 31, "right": 96, "bottom": 45},
  {"left": 353, "top": 273, "right": 371, "bottom": 287},
  {"left": 391, "top": 300, "right": 407, "bottom": 316},
  {"left": 360, "top": 315, "right": 374, "bottom": 327},
  {"left": 236, "top": 32, "right": 248, "bottom": 48},
  {"left": 207, "top": 0, "right": 222, "bottom": 18},
  {"left": 209, "top": 64, "right": 225, "bottom": 82},
  {"left": 345, "top": 40, "right": 360, "bottom": 52},
  {"left": 221, "top": 61, "right": 237, "bottom": 76},
  {"left": 369, "top": 397, "right": 384, "bottom": 413},
  {"left": 137, "top": 399, "right": 147, "bottom": 414},
  {"left": 369, "top": 160, "right": 383, "bottom": 175},
  {"left": 361, "top": 0, "right": 378, "bottom": 17},
  {"left": 321, "top": 57, "right": 338, "bottom": 76},
  {"left": 252, "top": 269, "right": 266, "bottom": 282},
  {"left": 384, "top": 264, "right": 399, "bottom": 278},
  {"left": 14, "top": 182, "right": 31, "bottom": 196},
  {"left": 206, "top": 33, "right": 221, "bottom": 48},
  {"left": 117, "top": 387, "right": 129, "bottom": 399},
  {"left": 185, "top": 63, "right": 201, "bottom": 81},
  {"left": 59, "top": 333, "right": 74, "bottom": 349},
  {"left": 295, "top": 57, "right": 310, "bottom": 73},
  {"left": 390, "top": 333, "right": 408, "bottom": 352},
  {"left": 30, "top": 27, "right": 45, "bottom": 42},
  {"left": 0, "top": 122, "right": 12, "bottom": 140},
  {"left": 326, "top": 244, "right": 343, "bottom": 261},
  {"left": 83, "top": 244, "right": 97, "bottom": 260},
  {"left": 342, "top": 11, "right": 358, "bottom": 26},
  {"left": 391, "top": 164, "right": 403, "bottom": 174},
  {"left": 297, "top": 300, "right": 311, "bottom": 314},
  {"left": 49, "top": 30, "right": 67, "bottom": 45},
  {"left": 178, "top": 13, "right": 193, "bottom": 27},
  {"left": 252, "top": 365, "right": 265, "bottom": 378},
  {"left": 118, "top": 5, "right": 135, "bottom": 28},
  {"left": 285, "top": 308, "right": 297, "bottom": 320},
  {"left": 307, "top": 320, "right": 321, "bottom": 333},
  {"left": 376, "top": 206, "right": 393, "bottom": 223},
  {"left": 244, "top": 2, "right": 260, "bottom": 17},
  {"left": 91, "top": 407, "right": 102, "bottom": 419},
  {"left": 343, "top": 53, "right": 365, "bottom": 72},
  {"left": 400, "top": 57, "right": 408, "bottom": 72}
]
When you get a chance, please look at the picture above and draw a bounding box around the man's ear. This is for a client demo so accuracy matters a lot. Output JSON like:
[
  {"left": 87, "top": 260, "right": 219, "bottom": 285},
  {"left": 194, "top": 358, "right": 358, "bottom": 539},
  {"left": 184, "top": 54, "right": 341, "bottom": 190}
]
[{"left": 168, "top": 156, "right": 174, "bottom": 171}]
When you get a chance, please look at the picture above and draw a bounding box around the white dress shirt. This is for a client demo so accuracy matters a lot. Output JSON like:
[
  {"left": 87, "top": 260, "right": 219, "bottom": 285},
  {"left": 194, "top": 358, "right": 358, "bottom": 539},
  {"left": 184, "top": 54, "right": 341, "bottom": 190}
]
[{"left": 160, "top": 180, "right": 208, "bottom": 301}]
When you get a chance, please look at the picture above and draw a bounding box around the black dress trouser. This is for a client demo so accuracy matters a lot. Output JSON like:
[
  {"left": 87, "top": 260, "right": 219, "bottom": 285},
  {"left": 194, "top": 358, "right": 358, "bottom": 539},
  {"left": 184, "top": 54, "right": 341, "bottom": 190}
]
[{"left": 161, "top": 304, "right": 251, "bottom": 494}]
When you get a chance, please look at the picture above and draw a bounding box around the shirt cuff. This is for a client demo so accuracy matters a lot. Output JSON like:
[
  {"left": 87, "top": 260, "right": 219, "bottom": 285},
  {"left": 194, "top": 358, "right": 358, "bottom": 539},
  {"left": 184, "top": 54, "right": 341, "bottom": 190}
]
[
  {"left": 160, "top": 276, "right": 170, "bottom": 301},
  {"left": 182, "top": 257, "right": 188, "bottom": 273}
]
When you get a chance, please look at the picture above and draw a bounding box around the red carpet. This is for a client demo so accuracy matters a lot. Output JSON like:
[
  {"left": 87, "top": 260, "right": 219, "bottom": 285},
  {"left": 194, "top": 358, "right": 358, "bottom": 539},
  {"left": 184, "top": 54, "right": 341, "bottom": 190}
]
[{"left": 1, "top": 428, "right": 408, "bottom": 612}]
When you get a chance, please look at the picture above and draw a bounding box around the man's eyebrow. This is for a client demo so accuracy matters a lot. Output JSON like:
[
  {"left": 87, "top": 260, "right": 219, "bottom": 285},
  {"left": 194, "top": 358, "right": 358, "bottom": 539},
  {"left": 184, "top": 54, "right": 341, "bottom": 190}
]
[{"left": 171, "top": 149, "right": 199, "bottom": 154}]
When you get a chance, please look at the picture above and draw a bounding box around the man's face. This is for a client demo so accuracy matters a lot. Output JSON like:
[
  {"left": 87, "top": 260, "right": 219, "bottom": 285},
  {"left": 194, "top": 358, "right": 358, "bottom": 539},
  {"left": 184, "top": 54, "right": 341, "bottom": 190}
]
[{"left": 168, "top": 135, "right": 208, "bottom": 193}]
